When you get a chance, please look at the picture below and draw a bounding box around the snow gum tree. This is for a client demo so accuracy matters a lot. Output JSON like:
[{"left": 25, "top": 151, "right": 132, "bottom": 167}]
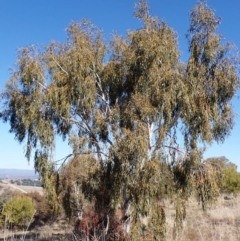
[{"left": 1, "top": 2, "right": 239, "bottom": 240}]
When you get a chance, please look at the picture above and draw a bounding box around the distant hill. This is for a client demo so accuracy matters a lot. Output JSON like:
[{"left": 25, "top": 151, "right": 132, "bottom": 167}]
[{"left": 0, "top": 169, "right": 39, "bottom": 179}]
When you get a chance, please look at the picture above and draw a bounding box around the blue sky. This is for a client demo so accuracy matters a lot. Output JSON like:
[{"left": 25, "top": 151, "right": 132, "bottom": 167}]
[{"left": 0, "top": 0, "right": 239, "bottom": 170}]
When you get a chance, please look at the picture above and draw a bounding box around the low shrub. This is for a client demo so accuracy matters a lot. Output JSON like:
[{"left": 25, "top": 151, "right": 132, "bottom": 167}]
[{"left": 1, "top": 195, "right": 35, "bottom": 228}]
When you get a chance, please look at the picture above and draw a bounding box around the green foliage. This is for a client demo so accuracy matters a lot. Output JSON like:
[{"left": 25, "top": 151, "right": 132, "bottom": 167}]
[
  {"left": 60, "top": 155, "right": 101, "bottom": 220},
  {"left": 223, "top": 165, "right": 240, "bottom": 194},
  {"left": 1, "top": 195, "right": 35, "bottom": 228},
  {"left": 0, "top": 1, "right": 239, "bottom": 240},
  {"left": 204, "top": 156, "right": 240, "bottom": 194},
  {"left": 0, "top": 187, "right": 19, "bottom": 227},
  {"left": 34, "top": 152, "right": 63, "bottom": 217}
]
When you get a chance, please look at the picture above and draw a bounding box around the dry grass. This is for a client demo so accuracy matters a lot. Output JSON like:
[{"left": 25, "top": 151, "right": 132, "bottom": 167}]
[
  {"left": 165, "top": 194, "right": 240, "bottom": 241},
  {"left": 0, "top": 218, "right": 73, "bottom": 240},
  {"left": 1, "top": 192, "right": 240, "bottom": 240},
  {"left": 0, "top": 180, "right": 43, "bottom": 195}
]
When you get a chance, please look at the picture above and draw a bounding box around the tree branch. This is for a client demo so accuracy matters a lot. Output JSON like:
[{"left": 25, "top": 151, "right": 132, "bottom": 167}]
[
  {"left": 56, "top": 150, "right": 109, "bottom": 170},
  {"left": 52, "top": 56, "right": 69, "bottom": 76},
  {"left": 161, "top": 145, "right": 185, "bottom": 154}
]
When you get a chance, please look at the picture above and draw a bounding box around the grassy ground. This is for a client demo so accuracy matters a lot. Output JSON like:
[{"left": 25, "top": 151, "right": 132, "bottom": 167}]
[
  {"left": 0, "top": 218, "right": 73, "bottom": 241},
  {"left": 165, "top": 194, "right": 240, "bottom": 241},
  {"left": 1, "top": 193, "right": 240, "bottom": 240}
]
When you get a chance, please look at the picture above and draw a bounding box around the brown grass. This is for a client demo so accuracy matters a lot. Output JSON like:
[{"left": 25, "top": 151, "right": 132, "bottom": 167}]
[
  {"left": 0, "top": 217, "right": 72, "bottom": 240},
  {"left": 165, "top": 194, "right": 240, "bottom": 241},
  {"left": 0, "top": 180, "right": 43, "bottom": 195},
  {"left": 1, "top": 191, "right": 240, "bottom": 240}
]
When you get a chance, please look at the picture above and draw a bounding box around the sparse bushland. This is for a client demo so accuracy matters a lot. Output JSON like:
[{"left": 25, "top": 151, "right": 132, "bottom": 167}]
[
  {"left": 0, "top": 187, "right": 57, "bottom": 230},
  {"left": 0, "top": 187, "right": 71, "bottom": 241},
  {"left": 1, "top": 194, "right": 240, "bottom": 241},
  {"left": 0, "top": 1, "right": 239, "bottom": 240},
  {"left": 10, "top": 178, "right": 41, "bottom": 187}
]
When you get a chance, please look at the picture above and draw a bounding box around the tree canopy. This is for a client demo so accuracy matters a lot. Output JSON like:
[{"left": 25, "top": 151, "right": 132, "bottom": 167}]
[{"left": 0, "top": 1, "right": 239, "bottom": 240}]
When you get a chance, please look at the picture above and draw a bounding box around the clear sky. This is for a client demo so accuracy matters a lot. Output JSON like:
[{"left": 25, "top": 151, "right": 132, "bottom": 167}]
[{"left": 0, "top": 0, "right": 239, "bottom": 170}]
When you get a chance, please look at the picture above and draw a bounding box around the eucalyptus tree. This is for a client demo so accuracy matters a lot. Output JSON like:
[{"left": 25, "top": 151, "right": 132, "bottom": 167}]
[{"left": 1, "top": 1, "right": 239, "bottom": 240}]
